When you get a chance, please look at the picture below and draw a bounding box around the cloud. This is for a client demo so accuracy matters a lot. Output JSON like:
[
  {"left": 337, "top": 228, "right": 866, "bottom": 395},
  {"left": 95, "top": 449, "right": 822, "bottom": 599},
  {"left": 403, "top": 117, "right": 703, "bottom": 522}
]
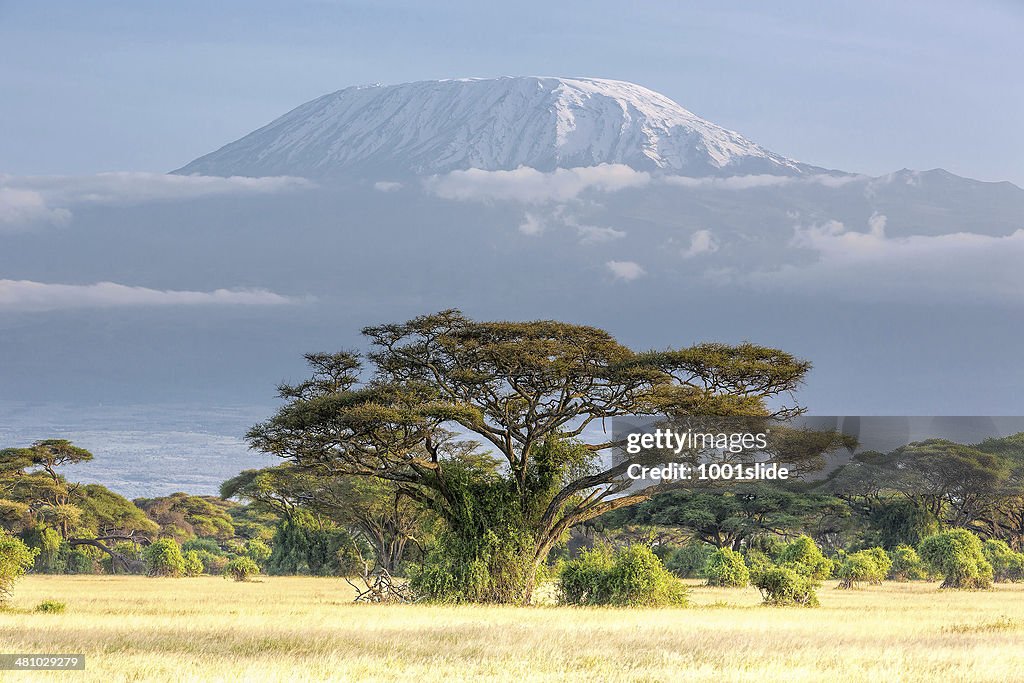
[
  {"left": 606, "top": 260, "right": 645, "bottom": 281},
  {"left": 0, "top": 172, "right": 313, "bottom": 229},
  {"left": 426, "top": 167, "right": 862, "bottom": 204},
  {"left": 727, "top": 214, "right": 1024, "bottom": 303},
  {"left": 373, "top": 181, "right": 403, "bottom": 192},
  {"left": 425, "top": 164, "right": 651, "bottom": 203},
  {"left": 0, "top": 280, "right": 305, "bottom": 312},
  {"left": 681, "top": 229, "right": 719, "bottom": 258},
  {"left": 576, "top": 224, "right": 627, "bottom": 243},
  {"left": 0, "top": 188, "right": 71, "bottom": 230},
  {"left": 518, "top": 213, "right": 545, "bottom": 235},
  {"left": 663, "top": 173, "right": 862, "bottom": 190}
]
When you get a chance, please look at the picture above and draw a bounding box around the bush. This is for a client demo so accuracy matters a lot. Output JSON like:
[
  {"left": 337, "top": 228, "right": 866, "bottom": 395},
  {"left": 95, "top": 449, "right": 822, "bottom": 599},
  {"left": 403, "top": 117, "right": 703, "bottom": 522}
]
[
  {"left": 196, "top": 550, "right": 229, "bottom": 575},
  {"left": 34, "top": 600, "right": 66, "bottom": 614},
  {"left": 244, "top": 539, "right": 272, "bottom": 566},
  {"left": 559, "top": 544, "right": 687, "bottom": 607},
  {"left": 861, "top": 547, "right": 892, "bottom": 582},
  {"left": 704, "top": 548, "right": 750, "bottom": 587},
  {"left": 888, "top": 545, "right": 927, "bottom": 581},
  {"left": 143, "top": 538, "right": 186, "bottom": 577},
  {"left": 0, "top": 530, "right": 38, "bottom": 605},
  {"left": 918, "top": 529, "right": 993, "bottom": 590},
  {"left": 663, "top": 541, "right": 714, "bottom": 579},
  {"left": 836, "top": 549, "right": 887, "bottom": 589},
  {"left": 752, "top": 566, "right": 820, "bottom": 607},
  {"left": 182, "top": 550, "right": 204, "bottom": 577},
  {"left": 743, "top": 549, "right": 774, "bottom": 580},
  {"left": 181, "top": 538, "right": 223, "bottom": 555},
  {"left": 778, "top": 535, "right": 833, "bottom": 580},
  {"left": 982, "top": 539, "right": 1024, "bottom": 583},
  {"left": 224, "top": 556, "right": 260, "bottom": 582}
]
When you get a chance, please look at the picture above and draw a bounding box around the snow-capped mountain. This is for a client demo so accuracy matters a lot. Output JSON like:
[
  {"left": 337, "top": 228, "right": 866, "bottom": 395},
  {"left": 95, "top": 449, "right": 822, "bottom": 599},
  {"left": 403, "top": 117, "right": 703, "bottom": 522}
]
[{"left": 175, "top": 77, "right": 818, "bottom": 178}]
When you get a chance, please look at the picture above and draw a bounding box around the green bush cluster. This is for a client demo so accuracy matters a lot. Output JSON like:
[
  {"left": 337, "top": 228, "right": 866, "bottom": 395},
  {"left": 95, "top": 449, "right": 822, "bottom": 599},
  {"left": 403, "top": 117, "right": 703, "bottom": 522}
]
[
  {"left": 751, "top": 535, "right": 831, "bottom": 606},
  {"left": 224, "top": 556, "right": 260, "bottom": 582},
  {"left": 559, "top": 544, "right": 688, "bottom": 607},
  {"left": 34, "top": 600, "right": 66, "bottom": 614},
  {"left": 182, "top": 550, "right": 204, "bottom": 577},
  {"left": 0, "top": 530, "right": 38, "bottom": 605},
  {"left": 752, "top": 566, "right": 820, "bottom": 607},
  {"left": 918, "top": 529, "right": 993, "bottom": 590},
  {"left": 142, "top": 538, "right": 186, "bottom": 577},
  {"left": 704, "top": 548, "right": 750, "bottom": 587},
  {"left": 663, "top": 541, "right": 714, "bottom": 579},
  {"left": 888, "top": 545, "right": 928, "bottom": 581},
  {"left": 836, "top": 547, "right": 890, "bottom": 589},
  {"left": 981, "top": 539, "right": 1024, "bottom": 583},
  {"left": 777, "top": 535, "right": 834, "bottom": 580}
]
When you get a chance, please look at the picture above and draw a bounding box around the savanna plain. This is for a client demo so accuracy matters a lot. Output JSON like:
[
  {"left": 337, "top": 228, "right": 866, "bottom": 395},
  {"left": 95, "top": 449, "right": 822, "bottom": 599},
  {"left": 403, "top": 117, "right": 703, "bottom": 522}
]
[{"left": 2, "top": 576, "right": 1023, "bottom": 682}]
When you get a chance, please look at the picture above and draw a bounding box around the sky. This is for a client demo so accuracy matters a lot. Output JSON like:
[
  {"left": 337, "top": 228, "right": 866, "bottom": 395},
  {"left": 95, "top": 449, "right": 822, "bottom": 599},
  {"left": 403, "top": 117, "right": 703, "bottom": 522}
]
[{"left": 1, "top": 0, "right": 1022, "bottom": 186}]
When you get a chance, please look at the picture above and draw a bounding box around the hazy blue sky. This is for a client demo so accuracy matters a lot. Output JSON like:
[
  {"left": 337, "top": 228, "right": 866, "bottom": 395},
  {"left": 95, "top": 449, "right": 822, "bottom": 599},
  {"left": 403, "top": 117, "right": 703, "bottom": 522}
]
[{"left": 1, "top": 1, "right": 1021, "bottom": 185}]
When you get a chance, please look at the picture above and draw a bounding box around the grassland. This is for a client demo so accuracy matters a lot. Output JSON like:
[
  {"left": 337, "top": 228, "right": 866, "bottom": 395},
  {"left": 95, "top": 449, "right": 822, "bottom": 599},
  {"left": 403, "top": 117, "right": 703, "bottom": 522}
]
[{"left": 2, "top": 576, "right": 1023, "bottom": 682}]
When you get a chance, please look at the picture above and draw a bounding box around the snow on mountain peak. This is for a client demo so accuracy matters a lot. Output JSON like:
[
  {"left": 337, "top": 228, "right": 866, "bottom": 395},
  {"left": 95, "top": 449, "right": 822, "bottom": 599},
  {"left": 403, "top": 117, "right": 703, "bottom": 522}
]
[{"left": 175, "top": 76, "right": 810, "bottom": 178}]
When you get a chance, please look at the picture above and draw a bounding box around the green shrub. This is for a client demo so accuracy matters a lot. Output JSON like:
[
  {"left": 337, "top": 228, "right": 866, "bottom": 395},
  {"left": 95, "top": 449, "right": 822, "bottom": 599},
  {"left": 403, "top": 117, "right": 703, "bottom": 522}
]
[
  {"left": 752, "top": 566, "right": 820, "bottom": 607},
  {"left": 244, "top": 539, "right": 272, "bottom": 566},
  {"left": 743, "top": 549, "right": 774, "bottom": 580},
  {"left": 559, "top": 544, "right": 687, "bottom": 607},
  {"left": 888, "top": 545, "right": 927, "bottom": 581},
  {"left": 182, "top": 550, "right": 204, "bottom": 577},
  {"left": 918, "top": 529, "right": 993, "bottom": 590},
  {"left": 34, "top": 600, "right": 66, "bottom": 614},
  {"left": 663, "top": 541, "right": 714, "bottom": 579},
  {"left": 181, "top": 538, "right": 223, "bottom": 555},
  {"left": 704, "top": 548, "right": 750, "bottom": 587},
  {"left": 224, "top": 556, "right": 260, "bottom": 582},
  {"left": 981, "top": 539, "right": 1024, "bottom": 583},
  {"left": 142, "top": 538, "right": 186, "bottom": 577},
  {"left": 0, "top": 530, "right": 38, "bottom": 605},
  {"left": 836, "top": 549, "right": 887, "bottom": 589},
  {"left": 778, "top": 535, "right": 833, "bottom": 580},
  {"left": 861, "top": 547, "right": 892, "bottom": 582}
]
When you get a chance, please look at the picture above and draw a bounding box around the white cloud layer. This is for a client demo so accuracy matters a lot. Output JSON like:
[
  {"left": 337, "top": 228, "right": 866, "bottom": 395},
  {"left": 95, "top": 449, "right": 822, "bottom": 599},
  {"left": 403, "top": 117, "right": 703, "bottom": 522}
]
[
  {"left": 0, "top": 172, "right": 313, "bottom": 229},
  {"left": 606, "top": 260, "right": 645, "bottom": 281},
  {"left": 681, "top": 229, "right": 719, "bottom": 258},
  {"left": 425, "top": 164, "right": 651, "bottom": 203},
  {"left": 664, "top": 173, "right": 862, "bottom": 190},
  {"left": 0, "top": 280, "right": 304, "bottom": 312},
  {"left": 373, "top": 181, "right": 403, "bottom": 192},
  {"left": 426, "top": 167, "right": 863, "bottom": 205},
  {"left": 729, "top": 214, "right": 1024, "bottom": 303}
]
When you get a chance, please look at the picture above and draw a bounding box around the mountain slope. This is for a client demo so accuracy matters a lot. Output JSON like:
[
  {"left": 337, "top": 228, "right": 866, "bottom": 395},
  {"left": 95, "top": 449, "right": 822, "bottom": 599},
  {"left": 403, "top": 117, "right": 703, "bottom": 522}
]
[{"left": 175, "top": 77, "right": 818, "bottom": 178}]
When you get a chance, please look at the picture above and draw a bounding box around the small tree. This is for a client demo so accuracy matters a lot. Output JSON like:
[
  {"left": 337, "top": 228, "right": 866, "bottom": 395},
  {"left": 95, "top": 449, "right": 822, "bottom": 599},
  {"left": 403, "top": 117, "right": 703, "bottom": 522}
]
[
  {"left": 664, "top": 542, "right": 714, "bottom": 579},
  {"left": 752, "top": 566, "right": 819, "bottom": 607},
  {"left": 918, "top": 529, "right": 993, "bottom": 590},
  {"left": 888, "top": 545, "right": 927, "bottom": 581},
  {"left": 836, "top": 549, "right": 887, "bottom": 589},
  {"left": 182, "top": 550, "right": 204, "bottom": 577},
  {"left": 704, "top": 548, "right": 750, "bottom": 587},
  {"left": 244, "top": 539, "right": 272, "bottom": 567},
  {"left": 143, "top": 538, "right": 186, "bottom": 577},
  {"left": 0, "top": 530, "right": 38, "bottom": 605},
  {"left": 982, "top": 539, "right": 1024, "bottom": 583},
  {"left": 778, "top": 535, "right": 833, "bottom": 580},
  {"left": 559, "top": 544, "right": 687, "bottom": 607},
  {"left": 224, "top": 556, "right": 260, "bottom": 582}
]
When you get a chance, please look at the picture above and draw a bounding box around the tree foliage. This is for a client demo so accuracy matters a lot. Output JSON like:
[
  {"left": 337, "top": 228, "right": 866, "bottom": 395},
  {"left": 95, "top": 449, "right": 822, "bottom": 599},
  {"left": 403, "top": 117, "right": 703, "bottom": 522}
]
[
  {"left": 248, "top": 310, "right": 815, "bottom": 603},
  {"left": 918, "top": 529, "right": 993, "bottom": 590}
]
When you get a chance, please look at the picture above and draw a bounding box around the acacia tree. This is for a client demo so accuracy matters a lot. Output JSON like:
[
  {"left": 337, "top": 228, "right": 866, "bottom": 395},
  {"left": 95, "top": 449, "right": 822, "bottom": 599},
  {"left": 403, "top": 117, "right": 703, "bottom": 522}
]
[
  {"left": 221, "top": 464, "right": 431, "bottom": 574},
  {"left": 248, "top": 310, "right": 816, "bottom": 603},
  {"left": 0, "top": 440, "right": 157, "bottom": 573}
]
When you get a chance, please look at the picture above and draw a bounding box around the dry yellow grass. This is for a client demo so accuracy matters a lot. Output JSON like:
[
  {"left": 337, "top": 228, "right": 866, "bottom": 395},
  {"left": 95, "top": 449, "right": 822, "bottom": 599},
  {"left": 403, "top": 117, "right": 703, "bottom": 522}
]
[{"left": 2, "top": 575, "right": 1023, "bottom": 682}]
